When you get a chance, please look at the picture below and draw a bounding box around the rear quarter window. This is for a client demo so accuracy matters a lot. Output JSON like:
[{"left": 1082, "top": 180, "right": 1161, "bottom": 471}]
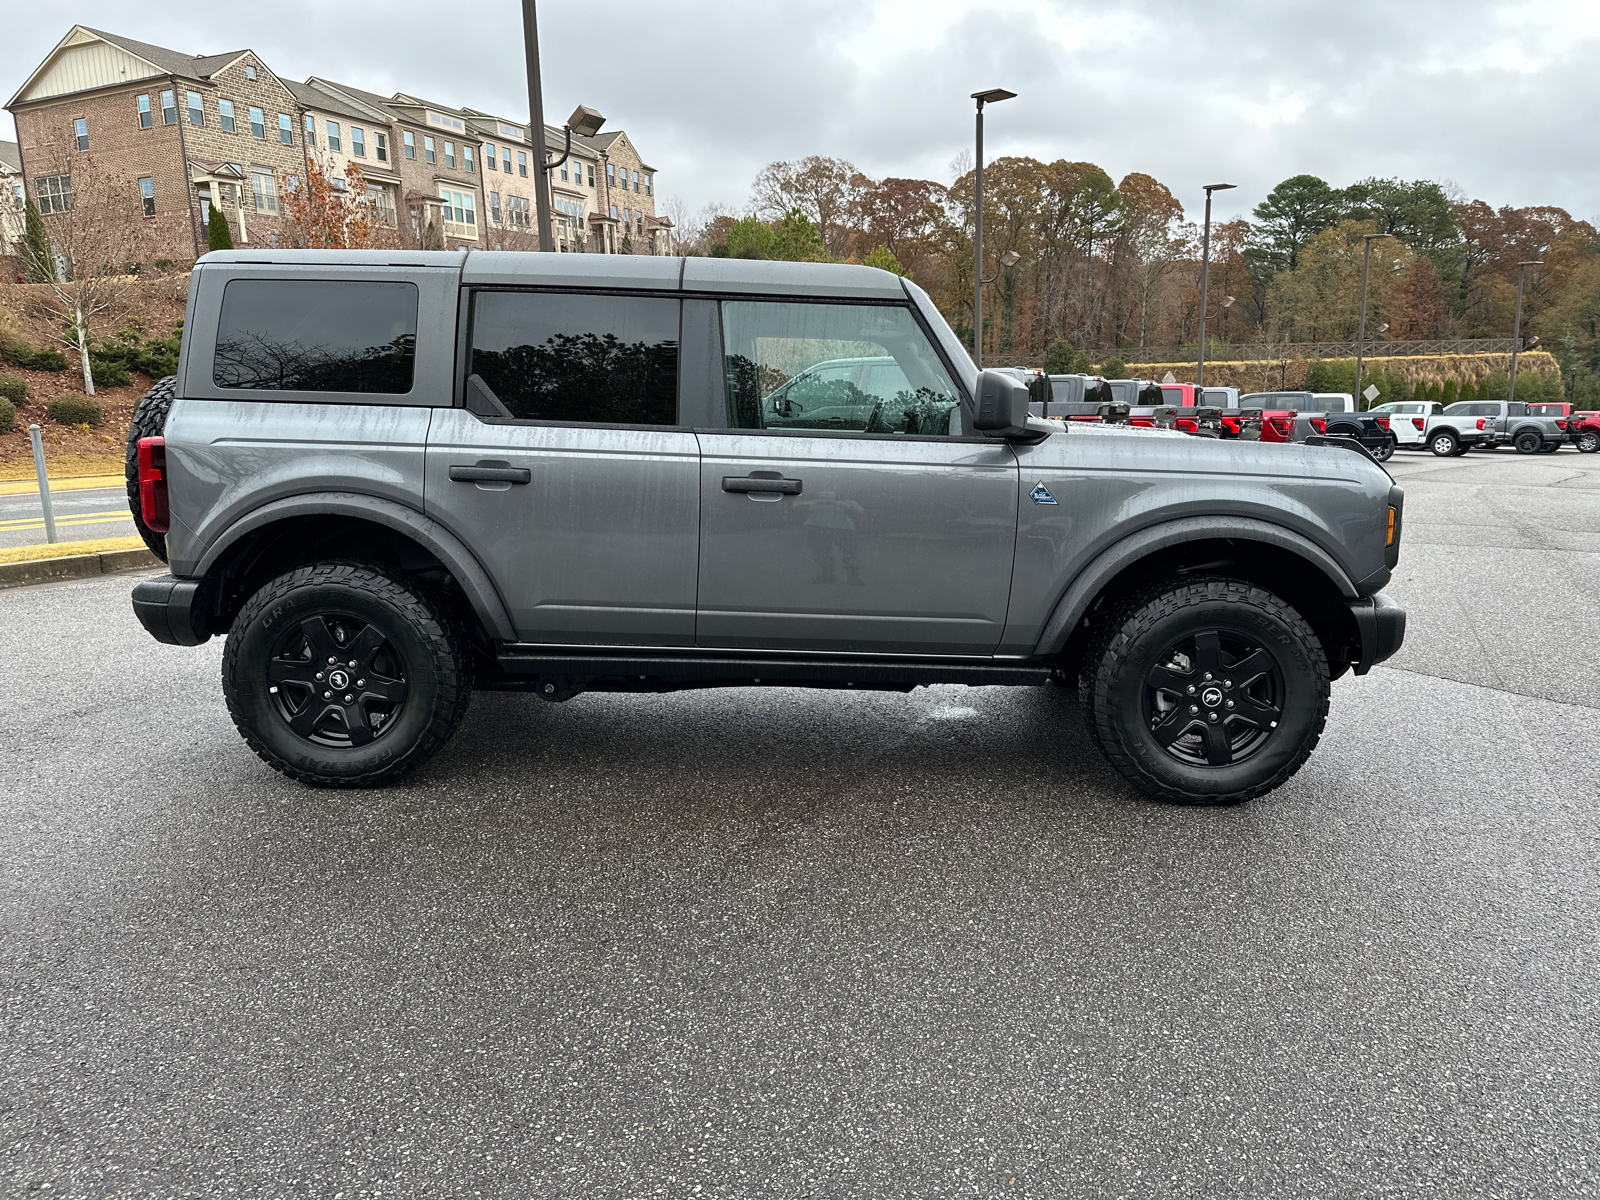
[{"left": 213, "top": 279, "right": 418, "bottom": 394}]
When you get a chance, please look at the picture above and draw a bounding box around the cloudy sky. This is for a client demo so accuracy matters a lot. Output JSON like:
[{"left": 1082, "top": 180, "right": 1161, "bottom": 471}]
[{"left": 6, "top": 0, "right": 1598, "bottom": 228}]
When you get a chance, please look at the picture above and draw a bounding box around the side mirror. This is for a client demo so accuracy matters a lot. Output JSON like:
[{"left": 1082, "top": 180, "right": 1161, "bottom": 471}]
[{"left": 974, "top": 369, "right": 1032, "bottom": 436}]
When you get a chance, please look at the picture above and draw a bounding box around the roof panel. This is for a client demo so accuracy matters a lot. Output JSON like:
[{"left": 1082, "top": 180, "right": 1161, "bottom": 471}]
[
  {"left": 462, "top": 251, "right": 682, "bottom": 289},
  {"left": 682, "top": 258, "right": 907, "bottom": 300}
]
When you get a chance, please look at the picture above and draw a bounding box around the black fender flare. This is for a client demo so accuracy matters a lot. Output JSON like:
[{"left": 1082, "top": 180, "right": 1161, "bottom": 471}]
[
  {"left": 192, "top": 491, "right": 517, "bottom": 642},
  {"left": 1032, "top": 516, "right": 1361, "bottom": 657}
]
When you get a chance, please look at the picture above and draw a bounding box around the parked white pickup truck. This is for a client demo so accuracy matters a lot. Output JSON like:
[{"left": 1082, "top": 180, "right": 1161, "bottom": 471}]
[{"left": 1369, "top": 400, "right": 1443, "bottom": 449}]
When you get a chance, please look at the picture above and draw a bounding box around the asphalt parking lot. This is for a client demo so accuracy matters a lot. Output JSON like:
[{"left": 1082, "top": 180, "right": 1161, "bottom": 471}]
[
  {"left": 0, "top": 485, "right": 134, "bottom": 550},
  {"left": 2, "top": 447, "right": 1597, "bottom": 1199}
]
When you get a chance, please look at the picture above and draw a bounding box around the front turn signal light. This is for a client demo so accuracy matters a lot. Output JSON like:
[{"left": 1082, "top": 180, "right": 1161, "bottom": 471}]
[{"left": 1386, "top": 505, "right": 1397, "bottom": 546}]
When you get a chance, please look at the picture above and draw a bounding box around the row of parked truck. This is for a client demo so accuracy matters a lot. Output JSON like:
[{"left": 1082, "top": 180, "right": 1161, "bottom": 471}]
[{"left": 1016, "top": 371, "right": 1600, "bottom": 458}]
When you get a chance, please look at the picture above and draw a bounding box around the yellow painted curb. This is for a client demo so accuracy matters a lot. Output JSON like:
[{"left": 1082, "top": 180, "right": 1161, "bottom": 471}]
[
  {"left": 0, "top": 534, "right": 146, "bottom": 566},
  {"left": 0, "top": 474, "right": 126, "bottom": 496}
]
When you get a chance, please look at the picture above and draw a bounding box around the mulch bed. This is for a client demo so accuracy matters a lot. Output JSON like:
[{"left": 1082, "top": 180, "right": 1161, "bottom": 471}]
[{"left": 0, "top": 365, "right": 153, "bottom": 471}]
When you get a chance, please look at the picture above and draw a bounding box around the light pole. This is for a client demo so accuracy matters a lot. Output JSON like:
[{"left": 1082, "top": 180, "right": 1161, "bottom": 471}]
[
  {"left": 541, "top": 104, "right": 605, "bottom": 250},
  {"left": 971, "top": 87, "right": 1016, "bottom": 368},
  {"left": 1354, "top": 232, "right": 1383, "bottom": 408},
  {"left": 1509, "top": 260, "right": 1542, "bottom": 404},
  {"left": 1195, "top": 183, "right": 1235, "bottom": 387},
  {"left": 521, "top": 0, "right": 556, "bottom": 251}
]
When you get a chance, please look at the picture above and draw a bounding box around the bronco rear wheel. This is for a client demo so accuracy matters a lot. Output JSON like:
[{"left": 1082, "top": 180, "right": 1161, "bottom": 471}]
[
  {"left": 222, "top": 561, "right": 471, "bottom": 787},
  {"left": 1079, "top": 577, "right": 1330, "bottom": 806}
]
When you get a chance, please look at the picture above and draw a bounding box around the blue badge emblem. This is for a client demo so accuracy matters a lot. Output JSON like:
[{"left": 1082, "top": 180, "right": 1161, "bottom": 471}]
[{"left": 1030, "top": 483, "right": 1057, "bottom": 505}]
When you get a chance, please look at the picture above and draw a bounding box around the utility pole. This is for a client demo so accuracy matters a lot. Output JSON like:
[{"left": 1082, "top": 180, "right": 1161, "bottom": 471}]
[
  {"left": 1509, "top": 260, "right": 1542, "bottom": 404},
  {"left": 970, "top": 88, "right": 1015, "bottom": 369},
  {"left": 522, "top": 0, "right": 554, "bottom": 252},
  {"left": 1195, "top": 183, "right": 1235, "bottom": 386},
  {"left": 1354, "top": 232, "right": 1381, "bottom": 408}
]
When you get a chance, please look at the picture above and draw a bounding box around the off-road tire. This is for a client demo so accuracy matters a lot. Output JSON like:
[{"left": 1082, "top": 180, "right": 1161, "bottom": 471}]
[
  {"left": 1537, "top": 442, "right": 1560, "bottom": 454},
  {"left": 223, "top": 561, "right": 472, "bottom": 787},
  {"left": 1373, "top": 434, "right": 1396, "bottom": 462},
  {"left": 1515, "top": 431, "right": 1541, "bottom": 454},
  {"left": 1078, "top": 577, "right": 1331, "bottom": 806},
  {"left": 1430, "top": 431, "right": 1458, "bottom": 457},
  {"left": 124, "top": 375, "right": 177, "bottom": 561},
  {"left": 1578, "top": 432, "right": 1599, "bottom": 453}
]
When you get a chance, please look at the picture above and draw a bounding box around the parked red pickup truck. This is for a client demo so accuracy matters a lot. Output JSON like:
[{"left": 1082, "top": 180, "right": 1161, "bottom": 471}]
[{"left": 1566, "top": 409, "right": 1600, "bottom": 453}]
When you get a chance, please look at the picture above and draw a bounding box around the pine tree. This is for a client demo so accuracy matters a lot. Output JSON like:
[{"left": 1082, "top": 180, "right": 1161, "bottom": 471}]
[
  {"left": 207, "top": 206, "right": 234, "bottom": 252},
  {"left": 23, "top": 200, "right": 53, "bottom": 282},
  {"left": 1441, "top": 380, "right": 1457, "bottom": 405},
  {"left": 1426, "top": 381, "right": 1442, "bottom": 403}
]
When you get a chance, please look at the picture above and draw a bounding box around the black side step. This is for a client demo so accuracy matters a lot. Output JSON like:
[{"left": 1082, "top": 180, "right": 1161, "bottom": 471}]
[{"left": 492, "top": 649, "right": 1049, "bottom": 692}]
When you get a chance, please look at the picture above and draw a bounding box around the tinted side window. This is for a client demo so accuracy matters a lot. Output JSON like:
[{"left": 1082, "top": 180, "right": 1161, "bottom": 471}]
[
  {"left": 213, "top": 280, "right": 417, "bottom": 394},
  {"left": 722, "top": 301, "right": 962, "bottom": 436},
  {"left": 1444, "top": 402, "right": 1471, "bottom": 415},
  {"left": 469, "top": 291, "right": 679, "bottom": 425}
]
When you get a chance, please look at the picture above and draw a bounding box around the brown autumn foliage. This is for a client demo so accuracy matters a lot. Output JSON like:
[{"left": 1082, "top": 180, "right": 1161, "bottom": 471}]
[{"left": 278, "top": 157, "right": 399, "bottom": 251}]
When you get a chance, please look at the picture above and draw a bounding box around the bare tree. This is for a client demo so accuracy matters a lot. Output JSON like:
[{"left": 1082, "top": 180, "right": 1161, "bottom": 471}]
[
  {"left": 751, "top": 156, "right": 866, "bottom": 257},
  {"left": 9, "top": 149, "right": 160, "bottom": 394}
]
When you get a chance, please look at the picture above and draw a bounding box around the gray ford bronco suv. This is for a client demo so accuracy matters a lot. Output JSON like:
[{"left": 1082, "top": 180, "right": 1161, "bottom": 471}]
[{"left": 127, "top": 249, "right": 1404, "bottom": 805}]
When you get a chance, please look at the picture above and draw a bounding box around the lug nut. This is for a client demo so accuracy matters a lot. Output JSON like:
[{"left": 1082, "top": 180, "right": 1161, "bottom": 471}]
[
  {"left": 1225, "top": 699, "right": 1235, "bottom": 708},
  {"left": 348, "top": 660, "right": 357, "bottom": 668},
  {"left": 1187, "top": 685, "right": 1196, "bottom": 695},
  {"left": 315, "top": 672, "right": 324, "bottom": 681},
  {"left": 1189, "top": 704, "right": 1199, "bottom": 714},
  {"left": 356, "top": 679, "right": 365, "bottom": 687},
  {"left": 1208, "top": 712, "right": 1218, "bottom": 722},
  {"left": 323, "top": 691, "right": 331, "bottom": 699},
  {"left": 1204, "top": 672, "right": 1213, "bottom": 681},
  {"left": 328, "top": 657, "right": 337, "bottom": 665},
  {"left": 344, "top": 694, "right": 353, "bottom": 703}
]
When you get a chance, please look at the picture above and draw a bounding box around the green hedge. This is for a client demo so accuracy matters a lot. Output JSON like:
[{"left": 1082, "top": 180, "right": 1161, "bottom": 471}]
[
  {"left": 0, "top": 372, "right": 24, "bottom": 405},
  {"left": 0, "top": 397, "right": 14, "bottom": 434},
  {"left": 46, "top": 393, "right": 103, "bottom": 426}
]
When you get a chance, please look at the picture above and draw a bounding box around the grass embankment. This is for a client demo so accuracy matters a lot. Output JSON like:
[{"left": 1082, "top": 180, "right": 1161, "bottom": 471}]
[{"left": 0, "top": 535, "right": 146, "bottom": 565}]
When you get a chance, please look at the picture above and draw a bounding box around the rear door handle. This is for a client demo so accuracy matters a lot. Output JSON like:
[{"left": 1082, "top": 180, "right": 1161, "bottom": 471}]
[
  {"left": 450, "top": 465, "right": 531, "bottom": 484},
  {"left": 722, "top": 475, "right": 802, "bottom": 495}
]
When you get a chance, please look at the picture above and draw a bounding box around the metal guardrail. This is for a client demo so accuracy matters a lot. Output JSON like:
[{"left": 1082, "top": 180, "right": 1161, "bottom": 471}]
[{"left": 987, "top": 339, "right": 1526, "bottom": 369}]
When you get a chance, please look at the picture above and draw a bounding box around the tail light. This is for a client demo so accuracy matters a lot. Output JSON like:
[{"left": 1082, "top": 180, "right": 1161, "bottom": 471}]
[
  {"left": 1556, "top": 419, "right": 1567, "bottom": 429},
  {"left": 1222, "top": 416, "right": 1240, "bottom": 434},
  {"left": 1375, "top": 416, "right": 1390, "bottom": 430},
  {"left": 137, "top": 436, "right": 169, "bottom": 533},
  {"left": 1476, "top": 419, "right": 1487, "bottom": 430},
  {"left": 1177, "top": 418, "right": 1197, "bottom": 433},
  {"left": 1310, "top": 417, "right": 1327, "bottom": 434},
  {"left": 1412, "top": 418, "right": 1425, "bottom": 430}
]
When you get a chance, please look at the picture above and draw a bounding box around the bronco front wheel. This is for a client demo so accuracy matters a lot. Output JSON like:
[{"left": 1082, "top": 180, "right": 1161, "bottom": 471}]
[{"left": 1079, "top": 577, "right": 1331, "bottom": 806}]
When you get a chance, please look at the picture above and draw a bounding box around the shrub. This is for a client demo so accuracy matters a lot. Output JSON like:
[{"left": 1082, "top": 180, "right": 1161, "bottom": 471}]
[
  {"left": 46, "top": 393, "right": 103, "bottom": 426},
  {"left": 6, "top": 344, "right": 69, "bottom": 371},
  {"left": 208, "top": 206, "right": 234, "bottom": 251},
  {"left": 0, "top": 397, "right": 14, "bottom": 434},
  {"left": 1098, "top": 357, "right": 1129, "bottom": 379},
  {"left": 90, "top": 355, "right": 131, "bottom": 388},
  {"left": 0, "top": 372, "right": 24, "bottom": 405}
]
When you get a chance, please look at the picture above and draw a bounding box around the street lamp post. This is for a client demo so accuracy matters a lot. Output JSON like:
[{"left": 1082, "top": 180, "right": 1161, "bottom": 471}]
[
  {"left": 970, "top": 87, "right": 1016, "bottom": 369},
  {"left": 1195, "top": 183, "right": 1235, "bottom": 387},
  {"left": 1354, "top": 232, "right": 1383, "bottom": 408},
  {"left": 1509, "top": 260, "right": 1542, "bottom": 404}
]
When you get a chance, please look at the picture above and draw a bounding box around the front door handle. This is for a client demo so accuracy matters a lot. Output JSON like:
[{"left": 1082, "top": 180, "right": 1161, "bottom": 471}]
[
  {"left": 722, "top": 474, "right": 802, "bottom": 495},
  {"left": 450, "top": 465, "right": 531, "bottom": 484}
]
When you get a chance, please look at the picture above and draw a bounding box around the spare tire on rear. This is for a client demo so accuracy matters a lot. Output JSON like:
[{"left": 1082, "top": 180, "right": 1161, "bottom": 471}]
[{"left": 124, "top": 375, "right": 177, "bottom": 562}]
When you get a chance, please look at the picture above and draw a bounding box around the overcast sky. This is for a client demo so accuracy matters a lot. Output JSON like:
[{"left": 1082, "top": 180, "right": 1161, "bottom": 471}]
[{"left": 6, "top": 0, "right": 1599, "bottom": 229}]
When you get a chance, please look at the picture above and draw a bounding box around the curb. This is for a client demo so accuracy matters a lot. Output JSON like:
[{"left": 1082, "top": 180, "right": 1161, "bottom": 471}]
[{"left": 0, "top": 547, "right": 162, "bottom": 590}]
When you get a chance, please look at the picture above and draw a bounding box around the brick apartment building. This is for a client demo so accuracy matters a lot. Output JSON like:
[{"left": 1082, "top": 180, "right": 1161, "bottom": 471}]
[
  {"left": 5, "top": 25, "right": 670, "bottom": 264},
  {"left": 1, "top": 139, "right": 23, "bottom": 256}
]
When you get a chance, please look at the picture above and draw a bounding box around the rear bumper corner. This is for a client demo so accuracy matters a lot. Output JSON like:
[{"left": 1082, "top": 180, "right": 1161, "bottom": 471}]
[{"left": 131, "top": 574, "right": 212, "bottom": 647}]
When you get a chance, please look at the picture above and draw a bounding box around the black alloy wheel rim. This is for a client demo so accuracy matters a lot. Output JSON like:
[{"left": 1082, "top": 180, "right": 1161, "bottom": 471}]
[
  {"left": 265, "top": 612, "right": 408, "bottom": 748},
  {"left": 1142, "top": 629, "right": 1285, "bottom": 767}
]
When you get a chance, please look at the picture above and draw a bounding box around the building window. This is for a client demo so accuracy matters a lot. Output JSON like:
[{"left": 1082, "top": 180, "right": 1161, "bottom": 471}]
[
  {"left": 251, "top": 170, "right": 278, "bottom": 213},
  {"left": 489, "top": 190, "right": 501, "bottom": 222},
  {"left": 463, "top": 145, "right": 474, "bottom": 173},
  {"left": 403, "top": 131, "right": 415, "bottom": 159},
  {"left": 588, "top": 165, "right": 595, "bottom": 187},
  {"left": 326, "top": 121, "right": 341, "bottom": 152},
  {"left": 249, "top": 107, "right": 265, "bottom": 138},
  {"left": 439, "top": 189, "right": 476, "bottom": 228},
  {"left": 74, "top": 118, "right": 88, "bottom": 151},
  {"left": 218, "top": 99, "right": 236, "bottom": 133},
  {"left": 502, "top": 147, "right": 511, "bottom": 173},
  {"left": 444, "top": 141, "right": 455, "bottom": 169},
  {"left": 36, "top": 174, "right": 74, "bottom": 214},
  {"left": 517, "top": 152, "right": 528, "bottom": 177},
  {"left": 367, "top": 184, "right": 394, "bottom": 225},
  {"left": 645, "top": 173, "right": 652, "bottom": 196},
  {"left": 607, "top": 162, "right": 615, "bottom": 186},
  {"left": 560, "top": 160, "right": 568, "bottom": 181},
  {"left": 245, "top": 65, "right": 257, "bottom": 80},
  {"left": 609, "top": 204, "right": 618, "bottom": 219},
  {"left": 303, "top": 113, "right": 315, "bottom": 147},
  {"left": 375, "top": 132, "right": 387, "bottom": 162},
  {"left": 486, "top": 142, "right": 497, "bottom": 170},
  {"left": 161, "top": 90, "right": 176, "bottom": 125},
  {"left": 507, "top": 196, "right": 530, "bottom": 227},
  {"left": 351, "top": 127, "right": 365, "bottom": 157},
  {"left": 139, "top": 177, "right": 155, "bottom": 216},
  {"left": 634, "top": 173, "right": 641, "bottom": 194},
  {"left": 424, "top": 136, "right": 435, "bottom": 164},
  {"left": 187, "top": 92, "right": 203, "bottom": 125},
  {"left": 137, "top": 94, "right": 152, "bottom": 128},
  {"left": 279, "top": 114, "right": 293, "bottom": 145}
]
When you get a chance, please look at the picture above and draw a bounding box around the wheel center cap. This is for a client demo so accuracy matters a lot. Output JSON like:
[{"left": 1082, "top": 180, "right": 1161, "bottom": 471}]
[
  {"left": 329, "top": 669, "right": 350, "bottom": 690},
  {"left": 1201, "top": 686, "right": 1223, "bottom": 707}
]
